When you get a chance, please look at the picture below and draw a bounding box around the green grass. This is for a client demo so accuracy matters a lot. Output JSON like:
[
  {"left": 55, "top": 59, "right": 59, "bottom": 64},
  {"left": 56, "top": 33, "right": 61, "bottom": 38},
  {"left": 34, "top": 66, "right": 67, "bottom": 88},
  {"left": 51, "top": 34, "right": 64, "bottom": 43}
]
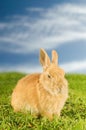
[{"left": 0, "top": 72, "right": 86, "bottom": 130}]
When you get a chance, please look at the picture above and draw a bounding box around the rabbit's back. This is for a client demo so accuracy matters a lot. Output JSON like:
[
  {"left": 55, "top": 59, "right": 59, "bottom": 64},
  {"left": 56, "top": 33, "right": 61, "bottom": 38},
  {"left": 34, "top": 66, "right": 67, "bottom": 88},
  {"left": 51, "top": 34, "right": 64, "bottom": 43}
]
[{"left": 11, "top": 73, "right": 41, "bottom": 113}]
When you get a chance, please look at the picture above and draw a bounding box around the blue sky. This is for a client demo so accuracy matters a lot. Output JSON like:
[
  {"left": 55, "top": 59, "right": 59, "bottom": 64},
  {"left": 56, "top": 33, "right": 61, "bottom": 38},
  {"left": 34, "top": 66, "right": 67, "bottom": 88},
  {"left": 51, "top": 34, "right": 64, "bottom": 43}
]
[{"left": 0, "top": 0, "right": 86, "bottom": 73}]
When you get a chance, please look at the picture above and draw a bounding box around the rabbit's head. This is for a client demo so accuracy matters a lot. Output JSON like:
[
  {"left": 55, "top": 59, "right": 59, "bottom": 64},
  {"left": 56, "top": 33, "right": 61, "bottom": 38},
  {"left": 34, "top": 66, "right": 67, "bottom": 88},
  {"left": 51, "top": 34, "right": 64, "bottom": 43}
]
[{"left": 39, "top": 49, "right": 66, "bottom": 95}]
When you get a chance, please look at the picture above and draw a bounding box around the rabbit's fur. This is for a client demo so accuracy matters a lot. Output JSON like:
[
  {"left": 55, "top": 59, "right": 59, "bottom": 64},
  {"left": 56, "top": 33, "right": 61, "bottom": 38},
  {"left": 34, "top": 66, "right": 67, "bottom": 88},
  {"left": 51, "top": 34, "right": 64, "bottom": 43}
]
[{"left": 11, "top": 49, "right": 68, "bottom": 119}]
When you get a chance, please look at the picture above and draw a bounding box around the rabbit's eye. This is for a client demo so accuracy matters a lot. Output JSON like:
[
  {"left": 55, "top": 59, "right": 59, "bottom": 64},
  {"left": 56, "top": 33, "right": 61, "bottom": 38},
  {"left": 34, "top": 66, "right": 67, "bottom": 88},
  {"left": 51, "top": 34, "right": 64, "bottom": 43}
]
[{"left": 48, "top": 75, "right": 51, "bottom": 78}]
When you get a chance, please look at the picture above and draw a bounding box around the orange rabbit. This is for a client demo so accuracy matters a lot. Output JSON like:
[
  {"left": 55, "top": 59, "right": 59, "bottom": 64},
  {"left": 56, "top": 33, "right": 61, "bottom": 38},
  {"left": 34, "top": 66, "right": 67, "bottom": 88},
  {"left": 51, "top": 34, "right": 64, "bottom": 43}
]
[{"left": 11, "top": 49, "right": 68, "bottom": 119}]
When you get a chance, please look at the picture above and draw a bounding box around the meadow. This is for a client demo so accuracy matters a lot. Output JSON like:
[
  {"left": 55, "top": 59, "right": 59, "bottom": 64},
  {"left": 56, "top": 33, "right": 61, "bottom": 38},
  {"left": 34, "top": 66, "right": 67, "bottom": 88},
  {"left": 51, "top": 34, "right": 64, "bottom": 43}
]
[{"left": 0, "top": 72, "right": 86, "bottom": 130}]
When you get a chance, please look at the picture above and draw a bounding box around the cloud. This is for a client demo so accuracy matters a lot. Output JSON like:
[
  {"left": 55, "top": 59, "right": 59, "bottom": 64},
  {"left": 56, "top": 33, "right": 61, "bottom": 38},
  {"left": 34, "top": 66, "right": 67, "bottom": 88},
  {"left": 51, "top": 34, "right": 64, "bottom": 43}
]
[
  {"left": 26, "top": 7, "right": 45, "bottom": 12},
  {"left": 0, "top": 64, "right": 42, "bottom": 73},
  {"left": 61, "top": 60, "right": 86, "bottom": 73},
  {"left": 0, "top": 60, "right": 86, "bottom": 74},
  {"left": 0, "top": 3, "right": 86, "bottom": 53},
  {"left": 57, "top": 4, "right": 86, "bottom": 14}
]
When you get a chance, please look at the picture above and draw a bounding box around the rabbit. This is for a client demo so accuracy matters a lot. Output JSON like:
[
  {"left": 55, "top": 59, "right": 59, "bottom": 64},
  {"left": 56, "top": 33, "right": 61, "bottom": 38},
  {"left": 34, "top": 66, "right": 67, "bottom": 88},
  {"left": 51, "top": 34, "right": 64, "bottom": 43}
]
[{"left": 11, "top": 48, "right": 68, "bottom": 119}]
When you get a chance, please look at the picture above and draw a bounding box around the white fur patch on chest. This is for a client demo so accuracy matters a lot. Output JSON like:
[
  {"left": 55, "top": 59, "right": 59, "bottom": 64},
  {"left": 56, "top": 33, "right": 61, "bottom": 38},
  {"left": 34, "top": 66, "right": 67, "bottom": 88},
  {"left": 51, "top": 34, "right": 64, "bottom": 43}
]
[{"left": 43, "top": 85, "right": 61, "bottom": 96}]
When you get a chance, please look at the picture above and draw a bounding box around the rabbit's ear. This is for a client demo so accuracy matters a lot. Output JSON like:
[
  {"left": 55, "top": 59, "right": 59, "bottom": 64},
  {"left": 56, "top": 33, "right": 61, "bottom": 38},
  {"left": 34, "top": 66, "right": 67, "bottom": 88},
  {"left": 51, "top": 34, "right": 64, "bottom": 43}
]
[
  {"left": 52, "top": 50, "right": 58, "bottom": 65},
  {"left": 40, "top": 48, "right": 50, "bottom": 69}
]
